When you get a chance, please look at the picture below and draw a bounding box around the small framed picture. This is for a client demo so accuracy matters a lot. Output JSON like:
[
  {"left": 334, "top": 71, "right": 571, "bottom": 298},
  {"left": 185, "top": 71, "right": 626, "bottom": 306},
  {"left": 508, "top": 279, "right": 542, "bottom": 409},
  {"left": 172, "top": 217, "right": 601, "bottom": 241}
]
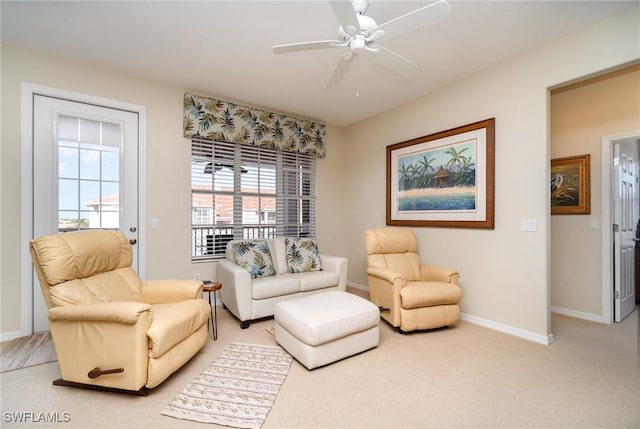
[{"left": 550, "top": 154, "right": 591, "bottom": 215}]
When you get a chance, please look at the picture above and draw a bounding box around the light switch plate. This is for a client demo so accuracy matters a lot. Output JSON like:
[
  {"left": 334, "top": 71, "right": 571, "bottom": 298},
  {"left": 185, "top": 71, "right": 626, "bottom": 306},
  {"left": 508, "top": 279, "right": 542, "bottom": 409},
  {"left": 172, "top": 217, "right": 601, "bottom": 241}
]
[{"left": 521, "top": 219, "right": 537, "bottom": 232}]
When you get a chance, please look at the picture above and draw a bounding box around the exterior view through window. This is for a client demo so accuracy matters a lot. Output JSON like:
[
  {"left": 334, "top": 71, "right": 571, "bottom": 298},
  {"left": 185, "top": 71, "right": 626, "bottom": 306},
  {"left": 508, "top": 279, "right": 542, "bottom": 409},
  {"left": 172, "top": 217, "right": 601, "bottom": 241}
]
[
  {"left": 57, "top": 116, "right": 121, "bottom": 232},
  {"left": 191, "top": 139, "right": 316, "bottom": 260}
]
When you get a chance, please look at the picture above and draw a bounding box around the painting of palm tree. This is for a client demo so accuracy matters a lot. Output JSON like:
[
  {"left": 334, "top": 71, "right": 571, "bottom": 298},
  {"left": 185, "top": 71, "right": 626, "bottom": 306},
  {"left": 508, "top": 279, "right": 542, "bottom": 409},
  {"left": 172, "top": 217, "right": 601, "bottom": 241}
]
[
  {"left": 387, "top": 118, "right": 495, "bottom": 229},
  {"left": 396, "top": 140, "right": 477, "bottom": 211}
]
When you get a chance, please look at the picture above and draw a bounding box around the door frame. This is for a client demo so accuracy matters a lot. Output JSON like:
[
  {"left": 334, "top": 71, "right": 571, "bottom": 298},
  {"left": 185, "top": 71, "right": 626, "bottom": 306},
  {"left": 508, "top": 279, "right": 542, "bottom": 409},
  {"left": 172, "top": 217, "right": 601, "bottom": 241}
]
[
  {"left": 20, "top": 82, "right": 146, "bottom": 336},
  {"left": 601, "top": 130, "right": 640, "bottom": 325}
]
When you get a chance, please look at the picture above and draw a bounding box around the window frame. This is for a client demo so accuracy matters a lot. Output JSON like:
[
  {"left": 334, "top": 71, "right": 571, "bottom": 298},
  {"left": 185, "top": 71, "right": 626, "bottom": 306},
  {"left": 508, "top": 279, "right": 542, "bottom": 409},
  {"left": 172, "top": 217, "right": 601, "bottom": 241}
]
[{"left": 191, "top": 138, "right": 317, "bottom": 260}]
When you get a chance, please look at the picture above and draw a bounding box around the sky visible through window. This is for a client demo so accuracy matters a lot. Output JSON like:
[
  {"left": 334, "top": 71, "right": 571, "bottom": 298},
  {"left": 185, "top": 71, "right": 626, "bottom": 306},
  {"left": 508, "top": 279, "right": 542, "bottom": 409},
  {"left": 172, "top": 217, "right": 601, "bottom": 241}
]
[{"left": 57, "top": 127, "right": 121, "bottom": 230}]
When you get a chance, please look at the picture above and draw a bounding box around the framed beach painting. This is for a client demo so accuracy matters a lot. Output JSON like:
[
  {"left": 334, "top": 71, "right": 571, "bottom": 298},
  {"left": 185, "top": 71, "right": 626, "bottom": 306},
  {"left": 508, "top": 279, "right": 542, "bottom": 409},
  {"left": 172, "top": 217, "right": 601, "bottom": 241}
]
[
  {"left": 550, "top": 154, "right": 590, "bottom": 215},
  {"left": 386, "top": 118, "right": 495, "bottom": 229}
]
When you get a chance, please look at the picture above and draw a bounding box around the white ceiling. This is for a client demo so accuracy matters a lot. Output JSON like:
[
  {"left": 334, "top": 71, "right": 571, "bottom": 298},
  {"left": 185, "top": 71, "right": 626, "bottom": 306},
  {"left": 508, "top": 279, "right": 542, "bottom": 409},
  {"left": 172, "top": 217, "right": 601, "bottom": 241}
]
[{"left": 2, "top": 1, "right": 636, "bottom": 127}]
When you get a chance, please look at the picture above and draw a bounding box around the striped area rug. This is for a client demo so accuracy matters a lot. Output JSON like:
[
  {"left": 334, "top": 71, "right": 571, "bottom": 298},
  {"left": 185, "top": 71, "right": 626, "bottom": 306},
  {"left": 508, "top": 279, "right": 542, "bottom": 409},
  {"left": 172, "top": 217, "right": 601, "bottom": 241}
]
[
  {"left": 162, "top": 342, "right": 293, "bottom": 429},
  {"left": 0, "top": 332, "right": 57, "bottom": 372}
]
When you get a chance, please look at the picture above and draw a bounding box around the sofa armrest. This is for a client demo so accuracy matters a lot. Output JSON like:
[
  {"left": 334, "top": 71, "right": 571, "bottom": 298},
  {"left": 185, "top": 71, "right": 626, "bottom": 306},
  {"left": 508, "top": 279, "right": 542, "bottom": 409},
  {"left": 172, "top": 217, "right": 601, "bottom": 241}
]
[
  {"left": 419, "top": 266, "right": 460, "bottom": 284},
  {"left": 48, "top": 301, "right": 152, "bottom": 324},
  {"left": 320, "top": 254, "right": 348, "bottom": 290},
  {"left": 217, "top": 259, "right": 253, "bottom": 322},
  {"left": 141, "top": 279, "right": 203, "bottom": 304}
]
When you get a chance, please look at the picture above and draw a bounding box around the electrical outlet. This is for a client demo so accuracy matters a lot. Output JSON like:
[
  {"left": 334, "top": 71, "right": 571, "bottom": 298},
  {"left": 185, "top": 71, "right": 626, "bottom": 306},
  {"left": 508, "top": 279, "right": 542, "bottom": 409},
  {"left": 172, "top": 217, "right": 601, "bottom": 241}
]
[{"left": 194, "top": 273, "right": 200, "bottom": 281}]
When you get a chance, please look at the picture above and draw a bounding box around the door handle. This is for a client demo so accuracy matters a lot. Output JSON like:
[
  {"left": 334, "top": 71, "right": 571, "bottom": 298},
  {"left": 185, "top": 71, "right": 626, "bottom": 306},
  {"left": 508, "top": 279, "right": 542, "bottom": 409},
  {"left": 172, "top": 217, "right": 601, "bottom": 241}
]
[{"left": 129, "top": 239, "right": 137, "bottom": 245}]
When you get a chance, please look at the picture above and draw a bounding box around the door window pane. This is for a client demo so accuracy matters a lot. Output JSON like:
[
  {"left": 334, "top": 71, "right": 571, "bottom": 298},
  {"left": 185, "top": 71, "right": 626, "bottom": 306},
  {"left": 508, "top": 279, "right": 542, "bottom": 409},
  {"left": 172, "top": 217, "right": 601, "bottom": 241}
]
[
  {"left": 80, "top": 149, "right": 100, "bottom": 180},
  {"left": 57, "top": 117, "right": 122, "bottom": 232},
  {"left": 102, "top": 150, "right": 119, "bottom": 181},
  {"left": 58, "top": 179, "right": 78, "bottom": 210},
  {"left": 58, "top": 146, "right": 79, "bottom": 178},
  {"left": 58, "top": 116, "right": 78, "bottom": 141}
]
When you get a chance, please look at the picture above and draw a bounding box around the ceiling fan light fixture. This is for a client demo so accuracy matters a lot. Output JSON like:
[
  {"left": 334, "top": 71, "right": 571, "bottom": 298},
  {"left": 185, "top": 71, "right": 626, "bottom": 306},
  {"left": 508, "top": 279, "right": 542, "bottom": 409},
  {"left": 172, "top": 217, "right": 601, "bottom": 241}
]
[
  {"left": 272, "top": 0, "right": 452, "bottom": 89},
  {"left": 349, "top": 36, "right": 366, "bottom": 54}
]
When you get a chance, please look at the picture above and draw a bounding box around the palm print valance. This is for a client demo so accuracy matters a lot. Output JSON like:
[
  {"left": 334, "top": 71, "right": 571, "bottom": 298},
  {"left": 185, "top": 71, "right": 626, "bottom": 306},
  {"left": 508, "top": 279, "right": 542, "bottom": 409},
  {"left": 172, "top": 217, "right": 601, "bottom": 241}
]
[{"left": 183, "top": 93, "right": 326, "bottom": 158}]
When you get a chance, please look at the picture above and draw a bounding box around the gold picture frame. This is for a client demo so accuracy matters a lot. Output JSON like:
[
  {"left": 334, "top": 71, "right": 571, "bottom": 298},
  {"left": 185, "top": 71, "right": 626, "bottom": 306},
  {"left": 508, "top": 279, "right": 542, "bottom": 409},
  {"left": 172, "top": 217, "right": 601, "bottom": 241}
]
[
  {"left": 386, "top": 118, "right": 495, "bottom": 229},
  {"left": 550, "top": 154, "right": 591, "bottom": 215}
]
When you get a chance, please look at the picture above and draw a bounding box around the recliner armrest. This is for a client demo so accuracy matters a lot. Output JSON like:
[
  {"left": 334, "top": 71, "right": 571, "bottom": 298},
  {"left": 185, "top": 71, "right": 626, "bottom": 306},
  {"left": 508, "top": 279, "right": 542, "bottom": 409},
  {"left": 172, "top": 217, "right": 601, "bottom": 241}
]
[
  {"left": 366, "top": 267, "right": 405, "bottom": 284},
  {"left": 419, "top": 266, "right": 460, "bottom": 284},
  {"left": 48, "top": 301, "right": 152, "bottom": 324},
  {"left": 141, "top": 279, "right": 203, "bottom": 304}
]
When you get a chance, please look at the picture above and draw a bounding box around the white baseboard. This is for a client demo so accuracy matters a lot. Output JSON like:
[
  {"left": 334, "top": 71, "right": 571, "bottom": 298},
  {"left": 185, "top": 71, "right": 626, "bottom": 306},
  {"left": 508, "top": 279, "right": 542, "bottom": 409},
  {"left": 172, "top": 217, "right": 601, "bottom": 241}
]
[
  {"left": 345, "top": 281, "right": 554, "bottom": 345},
  {"left": 460, "top": 313, "right": 555, "bottom": 346},
  {"left": 551, "top": 306, "right": 605, "bottom": 323},
  {"left": 0, "top": 330, "right": 24, "bottom": 342},
  {"left": 346, "top": 281, "right": 368, "bottom": 292}
]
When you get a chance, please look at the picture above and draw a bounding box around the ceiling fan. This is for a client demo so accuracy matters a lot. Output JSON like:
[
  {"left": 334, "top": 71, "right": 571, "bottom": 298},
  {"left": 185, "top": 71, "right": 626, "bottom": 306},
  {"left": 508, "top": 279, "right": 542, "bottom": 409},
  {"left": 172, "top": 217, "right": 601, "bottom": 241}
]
[{"left": 272, "top": 0, "right": 452, "bottom": 90}]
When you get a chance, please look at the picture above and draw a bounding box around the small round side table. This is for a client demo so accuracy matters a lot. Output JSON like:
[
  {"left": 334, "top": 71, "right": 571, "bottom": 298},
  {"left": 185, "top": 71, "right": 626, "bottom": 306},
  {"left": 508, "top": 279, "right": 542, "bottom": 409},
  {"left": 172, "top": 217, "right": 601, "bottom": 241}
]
[{"left": 202, "top": 281, "right": 222, "bottom": 340}]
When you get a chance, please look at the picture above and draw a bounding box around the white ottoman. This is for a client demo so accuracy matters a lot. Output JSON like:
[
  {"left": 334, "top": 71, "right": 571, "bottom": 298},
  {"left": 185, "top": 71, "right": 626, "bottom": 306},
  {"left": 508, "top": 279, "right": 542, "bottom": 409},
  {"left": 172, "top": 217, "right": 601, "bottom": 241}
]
[{"left": 274, "top": 291, "right": 380, "bottom": 370}]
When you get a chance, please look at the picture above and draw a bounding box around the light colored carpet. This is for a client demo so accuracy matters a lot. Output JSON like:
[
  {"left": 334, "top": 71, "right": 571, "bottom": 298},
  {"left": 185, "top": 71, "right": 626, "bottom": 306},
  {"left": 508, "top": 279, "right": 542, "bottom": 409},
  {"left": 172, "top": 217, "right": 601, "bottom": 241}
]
[
  {"left": 162, "top": 342, "right": 292, "bottom": 429},
  {"left": 0, "top": 291, "right": 637, "bottom": 428},
  {"left": 0, "top": 332, "right": 57, "bottom": 373}
]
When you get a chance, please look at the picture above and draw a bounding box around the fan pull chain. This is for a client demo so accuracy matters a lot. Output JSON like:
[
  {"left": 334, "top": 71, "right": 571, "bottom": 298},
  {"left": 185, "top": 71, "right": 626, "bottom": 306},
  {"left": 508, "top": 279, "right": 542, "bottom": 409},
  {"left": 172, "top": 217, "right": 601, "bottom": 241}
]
[{"left": 356, "top": 54, "right": 360, "bottom": 97}]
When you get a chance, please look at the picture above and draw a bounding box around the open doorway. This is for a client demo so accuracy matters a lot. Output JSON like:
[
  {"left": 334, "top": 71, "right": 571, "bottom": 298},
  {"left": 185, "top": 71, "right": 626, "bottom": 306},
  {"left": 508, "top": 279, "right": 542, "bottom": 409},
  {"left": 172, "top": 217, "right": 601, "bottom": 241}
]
[{"left": 550, "top": 63, "right": 640, "bottom": 325}]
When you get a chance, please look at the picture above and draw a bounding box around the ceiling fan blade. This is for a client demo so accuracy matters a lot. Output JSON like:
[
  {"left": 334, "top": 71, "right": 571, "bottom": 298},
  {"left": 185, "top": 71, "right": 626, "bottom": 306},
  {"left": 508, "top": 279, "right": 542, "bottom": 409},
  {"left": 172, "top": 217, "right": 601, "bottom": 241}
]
[
  {"left": 326, "top": 54, "right": 354, "bottom": 89},
  {"left": 329, "top": 1, "right": 360, "bottom": 36},
  {"left": 376, "top": 0, "right": 451, "bottom": 41},
  {"left": 369, "top": 45, "right": 418, "bottom": 77},
  {"left": 273, "top": 40, "right": 342, "bottom": 54}
]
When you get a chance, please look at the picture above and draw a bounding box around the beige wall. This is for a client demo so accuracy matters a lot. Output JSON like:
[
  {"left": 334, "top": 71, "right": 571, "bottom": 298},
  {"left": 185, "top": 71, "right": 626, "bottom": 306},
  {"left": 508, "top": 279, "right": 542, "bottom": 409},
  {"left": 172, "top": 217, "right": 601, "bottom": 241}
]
[
  {"left": 0, "top": 46, "right": 347, "bottom": 337},
  {"left": 550, "top": 66, "right": 640, "bottom": 317},
  {"left": 1, "top": 6, "right": 638, "bottom": 341},
  {"left": 341, "top": 7, "right": 639, "bottom": 341}
]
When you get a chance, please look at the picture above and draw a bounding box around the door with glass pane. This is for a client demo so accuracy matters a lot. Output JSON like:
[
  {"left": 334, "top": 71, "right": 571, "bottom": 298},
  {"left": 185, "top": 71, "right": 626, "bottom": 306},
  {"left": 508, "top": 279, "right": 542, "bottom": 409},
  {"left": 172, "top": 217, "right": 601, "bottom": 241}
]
[{"left": 32, "top": 95, "right": 139, "bottom": 332}]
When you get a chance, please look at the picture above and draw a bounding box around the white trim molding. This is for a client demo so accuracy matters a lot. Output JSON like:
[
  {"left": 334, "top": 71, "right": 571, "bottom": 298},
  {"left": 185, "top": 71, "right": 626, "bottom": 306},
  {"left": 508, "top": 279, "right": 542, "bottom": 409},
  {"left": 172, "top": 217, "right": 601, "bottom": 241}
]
[
  {"left": 460, "top": 313, "right": 555, "bottom": 346},
  {"left": 551, "top": 306, "right": 604, "bottom": 323},
  {"left": 347, "top": 280, "right": 554, "bottom": 345},
  {"left": 346, "top": 280, "right": 369, "bottom": 293},
  {"left": 0, "top": 331, "right": 24, "bottom": 343}
]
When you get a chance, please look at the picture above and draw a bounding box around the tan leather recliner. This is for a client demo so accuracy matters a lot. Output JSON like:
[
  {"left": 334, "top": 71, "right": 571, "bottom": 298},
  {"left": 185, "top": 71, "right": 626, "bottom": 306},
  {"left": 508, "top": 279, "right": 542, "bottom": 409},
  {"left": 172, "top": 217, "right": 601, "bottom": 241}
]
[
  {"left": 29, "top": 230, "right": 211, "bottom": 395},
  {"left": 364, "top": 227, "right": 462, "bottom": 333}
]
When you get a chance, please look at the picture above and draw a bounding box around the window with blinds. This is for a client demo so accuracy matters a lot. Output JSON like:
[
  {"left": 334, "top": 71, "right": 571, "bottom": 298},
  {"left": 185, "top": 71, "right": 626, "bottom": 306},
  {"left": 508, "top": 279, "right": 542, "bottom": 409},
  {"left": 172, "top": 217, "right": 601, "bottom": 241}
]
[{"left": 191, "top": 138, "right": 317, "bottom": 260}]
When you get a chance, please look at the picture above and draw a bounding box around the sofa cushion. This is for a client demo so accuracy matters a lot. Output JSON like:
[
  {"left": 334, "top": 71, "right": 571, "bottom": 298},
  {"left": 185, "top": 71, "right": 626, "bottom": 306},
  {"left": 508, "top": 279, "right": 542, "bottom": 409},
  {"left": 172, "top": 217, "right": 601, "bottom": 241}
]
[
  {"left": 229, "top": 240, "right": 276, "bottom": 279},
  {"left": 285, "top": 237, "right": 323, "bottom": 273},
  {"left": 251, "top": 275, "right": 300, "bottom": 300},
  {"left": 283, "top": 271, "right": 340, "bottom": 292},
  {"left": 267, "top": 237, "right": 288, "bottom": 275}
]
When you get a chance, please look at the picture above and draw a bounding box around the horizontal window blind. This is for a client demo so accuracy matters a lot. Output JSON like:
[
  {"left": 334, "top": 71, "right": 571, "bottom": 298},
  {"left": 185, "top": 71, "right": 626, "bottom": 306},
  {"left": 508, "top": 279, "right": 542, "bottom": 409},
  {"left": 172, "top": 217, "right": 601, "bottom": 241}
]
[{"left": 191, "top": 138, "right": 316, "bottom": 260}]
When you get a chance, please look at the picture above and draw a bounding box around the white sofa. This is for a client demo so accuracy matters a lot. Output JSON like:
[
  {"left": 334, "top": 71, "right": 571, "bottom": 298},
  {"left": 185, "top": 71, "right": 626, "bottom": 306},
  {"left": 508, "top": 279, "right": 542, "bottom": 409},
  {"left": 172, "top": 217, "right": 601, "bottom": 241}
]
[{"left": 218, "top": 237, "right": 348, "bottom": 328}]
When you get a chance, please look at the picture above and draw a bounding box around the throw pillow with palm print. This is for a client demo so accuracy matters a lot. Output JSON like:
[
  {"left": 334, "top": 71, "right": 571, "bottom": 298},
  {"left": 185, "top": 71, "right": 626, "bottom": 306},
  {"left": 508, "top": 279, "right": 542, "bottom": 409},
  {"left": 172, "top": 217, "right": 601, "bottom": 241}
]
[
  {"left": 285, "top": 238, "right": 323, "bottom": 273},
  {"left": 230, "top": 240, "right": 276, "bottom": 278}
]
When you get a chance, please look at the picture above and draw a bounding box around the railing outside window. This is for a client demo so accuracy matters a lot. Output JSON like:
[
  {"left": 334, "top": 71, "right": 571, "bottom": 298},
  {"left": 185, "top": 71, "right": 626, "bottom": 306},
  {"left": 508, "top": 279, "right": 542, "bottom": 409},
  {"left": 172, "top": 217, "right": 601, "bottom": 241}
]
[{"left": 191, "top": 226, "right": 278, "bottom": 258}]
